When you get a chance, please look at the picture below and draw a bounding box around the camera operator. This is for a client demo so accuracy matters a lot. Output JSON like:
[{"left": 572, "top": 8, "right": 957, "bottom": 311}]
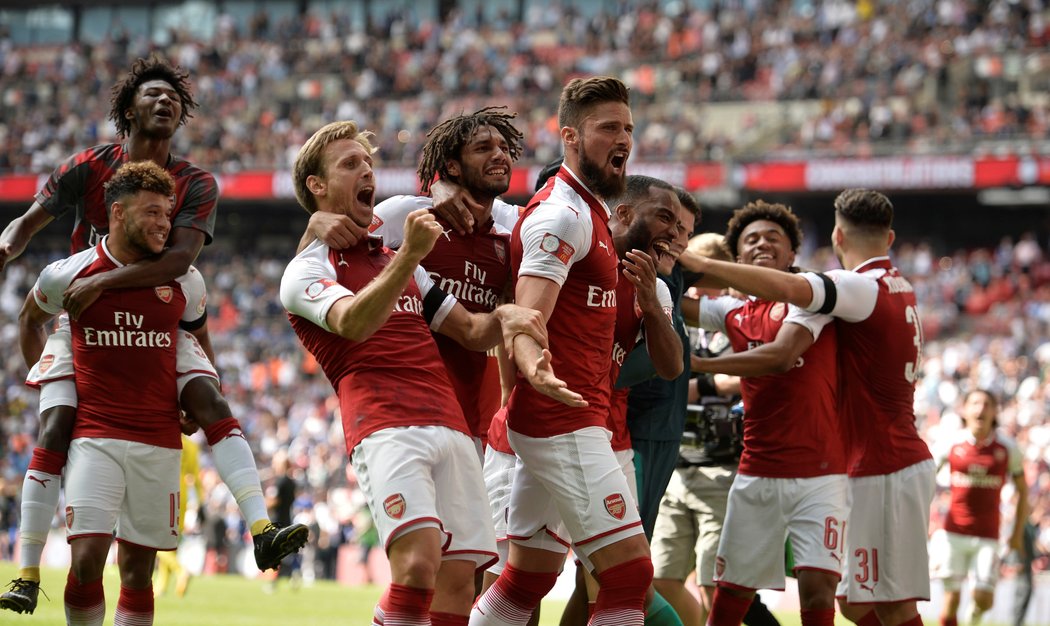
[{"left": 651, "top": 234, "right": 782, "bottom": 626}]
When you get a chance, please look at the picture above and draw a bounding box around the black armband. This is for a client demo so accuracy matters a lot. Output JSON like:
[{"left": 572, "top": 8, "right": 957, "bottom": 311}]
[
  {"left": 422, "top": 286, "right": 450, "bottom": 325},
  {"left": 179, "top": 311, "right": 208, "bottom": 332},
  {"left": 815, "top": 273, "right": 837, "bottom": 315}
]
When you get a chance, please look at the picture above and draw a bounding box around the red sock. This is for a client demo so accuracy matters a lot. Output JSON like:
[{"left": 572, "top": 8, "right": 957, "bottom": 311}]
[
  {"left": 64, "top": 571, "right": 105, "bottom": 626},
  {"left": 471, "top": 563, "right": 559, "bottom": 624},
  {"left": 856, "top": 610, "right": 882, "bottom": 626},
  {"left": 203, "top": 417, "right": 244, "bottom": 446},
  {"left": 29, "top": 448, "right": 66, "bottom": 474},
  {"left": 940, "top": 617, "right": 957, "bottom": 626},
  {"left": 899, "top": 615, "right": 924, "bottom": 626},
  {"left": 114, "top": 586, "right": 154, "bottom": 626},
  {"left": 802, "top": 608, "right": 835, "bottom": 626},
  {"left": 590, "top": 557, "right": 653, "bottom": 626},
  {"left": 377, "top": 583, "right": 433, "bottom": 626},
  {"left": 707, "top": 587, "right": 753, "bottom": 626},
  {"left": 430, "top": 612, "right": 468, "bottom": 626}
]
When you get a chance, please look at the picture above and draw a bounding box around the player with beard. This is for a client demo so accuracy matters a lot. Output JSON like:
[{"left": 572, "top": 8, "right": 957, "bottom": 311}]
[
  {"left": 470, "top": 76, "right": 655, "bottom": 626},
  {"left": 16, "top": 162, "right": 210, "bottom": 626},
  {"left": 687, "top": 202, "right": 846, "bottom": 626},
  {"left": 0, "top": 56, "right": 305, "bottom": 615},
  {"left": 686, "top": 189, "right": 934, "bottom": 626}
]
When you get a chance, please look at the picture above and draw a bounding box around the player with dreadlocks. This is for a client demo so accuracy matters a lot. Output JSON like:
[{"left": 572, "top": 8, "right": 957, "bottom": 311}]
[
  {"left": 369, "top": 106, "right": 524, "bottom": 448},
  {"left": 0, "top": 56, "right": 307, "bottom": 616}
]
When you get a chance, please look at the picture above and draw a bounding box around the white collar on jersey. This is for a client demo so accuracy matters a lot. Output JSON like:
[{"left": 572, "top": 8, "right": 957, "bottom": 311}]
[
  {"left": 850, "top": 255, "right": 891, "bottom": 272},
  {"left": 99, "top": 236, "right": 126, "bottom": 268}
]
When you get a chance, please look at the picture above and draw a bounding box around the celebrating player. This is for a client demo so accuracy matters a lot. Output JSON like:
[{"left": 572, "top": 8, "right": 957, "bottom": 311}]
[
  {"left": 931, "top": 389, "right": 1028, "bottom": 626},
  {"left": 0, "top": 56, "right": 306, "bottom": 615},
  {"left": 471, "top": 76, "right": 655, "bottom": 626},
  {"left": 688, "top": 189, "right": 935, "bottom": 626}
]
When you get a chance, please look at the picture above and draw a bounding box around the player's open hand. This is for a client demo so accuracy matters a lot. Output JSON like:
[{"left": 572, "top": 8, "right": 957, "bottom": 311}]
[
  {"left": 63, "top": 276, "right": 103, "bottom": 320},
  {"left": 525, "top": 348, "right": 587, "bottom": 407},
  {"left": 430, "top": 179, "right": 481, "bottom": 235},
  {"left": 623, "top": 249, "right": 661, "bottom": 312},
  {"left": 401, "top": 208, "right": 443, "bottom": 262},
  {"left": 308, "top": 211, "right": 366, "bottom": 250}
]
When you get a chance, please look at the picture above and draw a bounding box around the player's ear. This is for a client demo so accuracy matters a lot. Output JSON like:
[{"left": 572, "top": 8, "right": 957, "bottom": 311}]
[
  {"left": 446, "top": 160, "right": 461, "bottom": 178},
  {"left": 886, "top": 229, "right": 896, "bottom": 249},
  {"left": 306, "top": 174, "right": 326, "bottom": 197},
  {"left": 561, "top": 126, "right": 577, "bottom": 146},
  {"left": 614, "top": 203, "right": 633, "bottom": 226}
]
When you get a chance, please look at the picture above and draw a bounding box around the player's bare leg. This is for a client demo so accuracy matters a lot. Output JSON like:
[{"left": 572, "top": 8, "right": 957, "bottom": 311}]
[
  {"left": 796, "top": 570, "right": 837, "bottom": 626},
  {"left": 65, "top": 536, "right": 111, "bottom": 625},
  {"left": 968, "top": 588, "right": 994, "bottom": 625},
  {"left": 940, "top": 588, "right": 963, "bottom": 626},
  {"left": 1, "top": 399, "right": 76, "bottom": 615},
  {"left": 433, "top": 559, "right": 479, "bottom": 624},
  {"left": 653, "top": 578, "right": 704, "bottom": 625},
  {"left": 373, "top": 527, "right": 442, "bottom": 625},
  {"left": 838, "top": 599, "right": 883, "bottom": 626},
  {"left": 178, "top": 376, "right": 308, "bottom": 570},
  {"left": 472, "top": 543, "right": 564, "bottom": 625},
  {"left": 115, "top": 542, "right": 158, "bottom": 625},
  {"left": 873, "top": 601, "right": 922, "bottom": 626}
]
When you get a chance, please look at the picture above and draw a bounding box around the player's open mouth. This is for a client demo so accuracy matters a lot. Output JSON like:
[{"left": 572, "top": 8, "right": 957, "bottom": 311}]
[
  {"left": 610, "top": 153, "right": 627, "bottom": 172},
  {"left": 651, "top": 239, "right": 671, "bottom": 264},
  {"left": 357, "top": 187, "right": 375, "bottom": 207},
  {"left": 154, "top": 108, "right": 174, "bottom": 120},
  {"left": 485, "top": 166, "right": 508, "bottom": 177}
]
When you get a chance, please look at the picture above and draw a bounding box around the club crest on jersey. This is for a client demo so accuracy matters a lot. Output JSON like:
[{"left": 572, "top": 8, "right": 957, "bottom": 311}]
[
  {"left": 384, "top": 493, "right": 406, "bottom": 520},
  {"left": 65, "top": 505, "right": 74, "bottom": 528},
  {"left": 769, "top": 302, "right": 786, "bottom": 322},
  {"left": 540, "top": 232, "right": 575, "bottom": 265},
  {"left": 494, "top": 239, "right": 507, "bottom": 264},
  {"left": 38, "top": 354, "right": 55, "bottom": 374},
  {"left": 603, "top": 493, "right": 626, "bottom": 520},
  {"left": 155, "top": 286, "right": 173, "bottom": 303},
  {"left": 369, "top": 214, "right": 383, "bottom": 233},
  {"left": 196, "top": 293, "right": 207, "bottom": 317},
  {"left": 305, "top": 278, "right": 338, "bottom": 299}
]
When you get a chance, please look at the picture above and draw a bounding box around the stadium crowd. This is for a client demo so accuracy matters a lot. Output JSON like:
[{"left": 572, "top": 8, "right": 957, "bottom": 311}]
[
  {"left": 1, "top": 0, "right": 1048, "bottom": 174},
  {"left": 0, "top": 228, "right": 1048, "bottom": 583}
]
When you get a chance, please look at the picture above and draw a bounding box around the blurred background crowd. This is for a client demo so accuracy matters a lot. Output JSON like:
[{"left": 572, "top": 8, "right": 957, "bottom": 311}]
[{"left": 0, "top": 0, "right": 1048, "bottom": 174}]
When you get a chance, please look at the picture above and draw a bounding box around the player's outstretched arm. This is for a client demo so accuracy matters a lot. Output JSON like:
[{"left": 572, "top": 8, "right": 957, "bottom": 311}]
[
  {"left": 691, "top": 256, "right": 814, "bottom": 307},
  {"left": 298, "top": 211, "right": 366, "bottom": 253},
  {"left": 623, "top": 249, "right": 683, "bottom": 380},
  {"left": 17, "top": 291, "right": 56, "bottom": 369},
  {"left": 325, "top": 209, "right": 440, "bottom": 341},
  {"left": 0, "top": 203, "right": 55, "bottom": 273},
  {"left": 63, "top": 226, "right": 206, "bottom": 319},
  {"left": 694, "top": 321, "right": 815, "bottom": 377}
]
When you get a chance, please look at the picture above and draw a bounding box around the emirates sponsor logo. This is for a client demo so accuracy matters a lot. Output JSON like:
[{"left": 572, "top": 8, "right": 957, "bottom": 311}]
[
  {"left": 393, "top": 293, "right": 424, "bottom": 315},
  {"left": 604, "top": 493, "right": 626, "bottom": 520},
  {"left": 384, "top": 493, "right": 406, "bottom": 519},
  {"left": 38, "top": 354, "right": 55, "bottom": 374},
  {"left": 586, "top": 285, "right": 616, "bottom": 309},
  {"left": 155, "top": 286, "right": 173, "bottom": 303}
]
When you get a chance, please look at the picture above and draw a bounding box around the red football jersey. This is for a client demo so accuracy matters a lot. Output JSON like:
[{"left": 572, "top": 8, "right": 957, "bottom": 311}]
[
  {"left": 371, "top": 195, "right": 511, "bottom": 441},
  {"left": 32, "top": 240, "right": 203, "bottom": 449},
  {"left": 506, "top": 166, "right": 619, "bottom": 438},
  {"left": 940, "top": 431, "right": 1023, "bottom": 539},
  {"left": 700, "top": 295, "right": 845, "bottom": 478},
  {"left": 802, "top": 258, "right": 933, "bottom": 476},
  {"left": 607, "top": 268, "right": 673, "bottom": 452},
  {"left": 36, "top": 143, "right": 218, "bottom": 253},
  {"left": 281, "top": 239, "right": 468, "bottom": 457}
]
